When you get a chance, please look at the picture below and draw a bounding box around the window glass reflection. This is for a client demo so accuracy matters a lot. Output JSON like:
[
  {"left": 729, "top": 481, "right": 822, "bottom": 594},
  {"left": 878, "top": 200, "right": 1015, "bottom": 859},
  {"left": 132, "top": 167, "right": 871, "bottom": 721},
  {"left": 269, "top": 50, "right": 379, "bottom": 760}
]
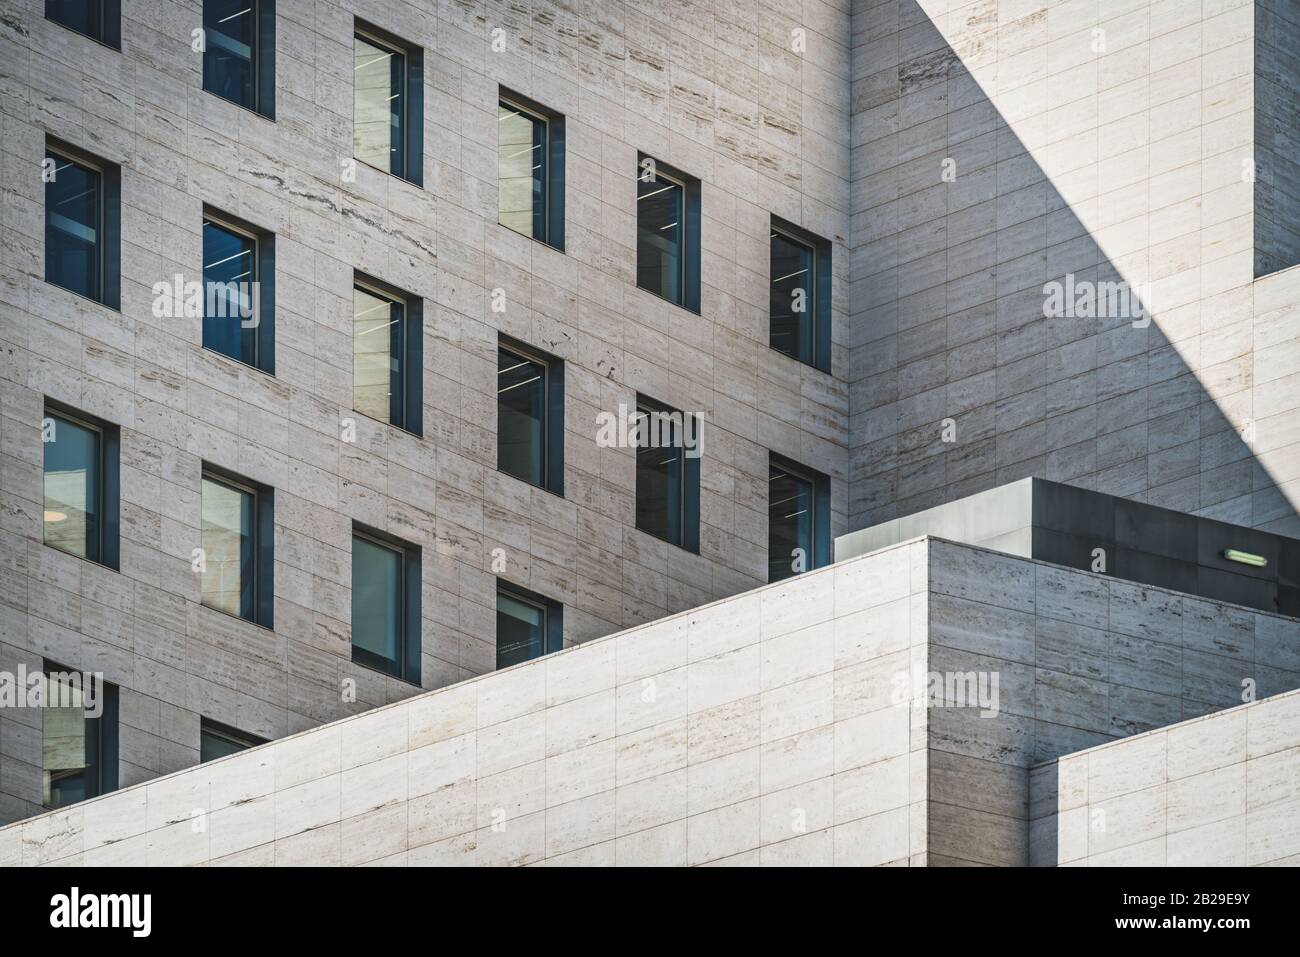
[
  {"left": 498, "top": 103, "right": 546, "bottom": 240},
  {"left": 203, "top": 219, "right": 257, "bottom": 365},
  {"left": 635, "top": 407, "right": 684, "bottom": 545},
  {"left": 354, "top": 34, "right": 405, "bottom": 176},
  {"left": 352, "top": 534, "right": 402, "bottom": 673},
  {"left": 637, "top": 171, "right": 683, "bottom": 303},
  {"left": 353, "top": 286, "right": 404, "bottom": 426},
  {"left": 201, "top": 476, "right": 255, "bottom": 620},
  {"left": 47, "top": 0, "right": 105, "bottom": 42},
  {"left": 43, "top": 414, "right": 100, "bottom": 561},
  {"left": 768, "top": 464, "right": 813, "bottom": 583},
  {"left": 497, "top": 347, "right": 546, "bottom": 487},
  {"left": 770, "top": 231, "right": 815, "bottom": 364},
  {"left": 200, "top": 721, "right": 264, "bottom": 762},
  {"left": 45, "top": 155, "right": 101, "bottom": 301},
  {"left": 42, "top": 672, "right": 90, "bottom": 808},
  {"left": 203, "top": 0, "right": 256, "bottom": 109},
  {"left": 497, "top": 590, "right": 545, "bottom": 669}
]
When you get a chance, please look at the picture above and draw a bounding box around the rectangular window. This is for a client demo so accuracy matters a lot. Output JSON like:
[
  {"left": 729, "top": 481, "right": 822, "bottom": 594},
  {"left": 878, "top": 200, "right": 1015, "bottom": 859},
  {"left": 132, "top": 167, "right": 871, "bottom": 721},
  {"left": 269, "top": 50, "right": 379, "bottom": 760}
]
[
  {"left": 497, "top": 337, "right": 564, "bottom": 494},
  {"left": 42, "top": 663, "right": 118, "bottom": 809},
  {"left": 200, "top": 718, "right": 266, "bottom": 762},
  {"left": 634, "top": 395, "right": 701, "bottom": 553},
  {"left": 351, "top": 526, "right": 421, "bottom": 683},
  {"left": 770, "top": 218, "right": 832, "bottom": 372},
  {"left": 46, "top": 0, "right": 120, "bottom": 47},
  {"left": 44, "top": 141, "right": 120, "bottom": 308},
  {"left": 636, "top": 154, "right": 700, "bottom": 312},
  {"left": 498, "top": 92, "right": 565, "bottom": 249},
  {"left": 496, "top": 582, "right": 562, "bottom": 670},
  {"left": 202, "top": 0, "right": 275, "bottom": 118},
  {"left": 353, "top": 277, "right": 422, "bottom": 435},
  {"left": 353, "top": 23, "right": 423, "bottom": 186},
  {"left": 201, "top": 467, "right": 273, "bottom": 627},
  {"left": 768, "top": 454, "right": 831, "bottom": 583},
  {"left": 43, "top": 403, "right": 119, "bottom": 570},
  {"left": 203, "top": 210, "right": 275, "bottom": 374}
]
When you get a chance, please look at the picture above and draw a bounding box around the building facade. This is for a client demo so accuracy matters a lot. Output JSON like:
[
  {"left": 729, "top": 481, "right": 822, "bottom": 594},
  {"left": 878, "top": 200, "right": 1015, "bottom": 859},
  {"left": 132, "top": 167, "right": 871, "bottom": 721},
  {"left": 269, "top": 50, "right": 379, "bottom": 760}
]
[
  {"left": 848, "top": 0, "right": 1300, "bottom": 532},
  {"left": 3, "top": 537, "right": 1297, "bottom": 866},
  {"left": 1, "top": 0, "right": 853, "bottom": 823}
]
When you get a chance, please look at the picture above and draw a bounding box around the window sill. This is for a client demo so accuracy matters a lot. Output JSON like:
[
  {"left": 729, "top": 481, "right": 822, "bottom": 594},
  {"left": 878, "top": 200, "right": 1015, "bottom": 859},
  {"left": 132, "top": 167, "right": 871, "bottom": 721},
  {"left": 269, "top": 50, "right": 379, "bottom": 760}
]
[
  {"left": 767, "top": 342, "right": 832, "bottom": 377},
  {"left": 634, "top": 524, "right": 700, "bottom": 556},
  {"left": 201, "top": 344, "right": 276, "bottom": 380},
  {"left": 44, "top": 279, "right": 120, "bottom": 313},
  {"left": 41, "top": 541, "right": 119, "bottom": 574},
  {"left": 495, "top": 220, "right": 564, "bottom": 254},
  {"left": 495, "top": 465, "right": 565, "bottom": 500},
  {"left": 350, "top": 654, "right": 422, "bottom": 689},
  {"left": 351, "top": 408, "right": 423, "bottom": 440},
  {"left": 635, "top": 284, "right": 700, "bottom": 316},
  {"left": 351, "top": 157, "right": 422, "bottom": 190},
  {"left": 198, "top": 600, "right": 274, "bottom": 633},
  {"left": 46, "top": 19, "right": 120, "bottom": 51},
  {"left": 202, "top": 88, "right": 275, "bottom": 122}
]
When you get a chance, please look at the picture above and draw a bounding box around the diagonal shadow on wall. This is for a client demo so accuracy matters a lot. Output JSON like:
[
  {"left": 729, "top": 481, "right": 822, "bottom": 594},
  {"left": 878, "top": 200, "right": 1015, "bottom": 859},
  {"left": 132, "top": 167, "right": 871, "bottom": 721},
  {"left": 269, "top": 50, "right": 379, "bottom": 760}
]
[
  {"left": 845, "top": 0, "right": 1300, "bottom": 866},
  {"left": 847, "top": 0, "right": 1300, "bottom": 544}
]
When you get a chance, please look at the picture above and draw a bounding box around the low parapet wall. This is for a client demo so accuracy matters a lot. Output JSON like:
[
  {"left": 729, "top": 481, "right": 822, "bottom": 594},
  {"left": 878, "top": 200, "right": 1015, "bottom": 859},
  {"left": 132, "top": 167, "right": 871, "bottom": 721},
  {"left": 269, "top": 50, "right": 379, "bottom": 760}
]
[{"left": 1029, "top": 688, "right": 1300, "bottom": 866}]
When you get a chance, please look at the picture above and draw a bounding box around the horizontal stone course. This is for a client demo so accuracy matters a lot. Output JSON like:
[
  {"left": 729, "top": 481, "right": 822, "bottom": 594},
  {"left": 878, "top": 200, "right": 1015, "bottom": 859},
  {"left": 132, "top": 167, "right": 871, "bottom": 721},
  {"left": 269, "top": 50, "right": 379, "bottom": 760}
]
[
  {"left": 4, "top": 536, "right": 1295, "bottom": 866},
  {"left": 1031, "top": 686, "right": 1300, "bottom": 866}
]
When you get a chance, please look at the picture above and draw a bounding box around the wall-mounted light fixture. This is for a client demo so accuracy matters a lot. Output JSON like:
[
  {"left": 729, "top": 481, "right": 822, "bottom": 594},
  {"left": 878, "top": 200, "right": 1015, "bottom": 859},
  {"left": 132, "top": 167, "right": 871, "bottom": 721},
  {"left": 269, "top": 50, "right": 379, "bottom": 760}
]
[{"left": 1223, "top": 549, "right": 1267, "bottom": 568}]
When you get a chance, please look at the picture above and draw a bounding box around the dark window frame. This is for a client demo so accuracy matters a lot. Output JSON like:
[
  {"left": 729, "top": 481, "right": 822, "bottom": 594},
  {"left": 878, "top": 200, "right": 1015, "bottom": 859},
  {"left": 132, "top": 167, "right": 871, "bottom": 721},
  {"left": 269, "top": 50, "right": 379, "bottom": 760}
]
[
  {"left": 45, "top": 0, "right": 121, "bottom": 49},
  {"left": 634, "top": 393, "right": 701, "bottom": 554},
  {"left": 496, "top": 334, "right": 564, "bottom": 496},
  {"left": 769, "top": 216, "right": 832, "bottom": 374},
  {"left": 496, "top": 580, "right": 563, "bottom": 670},
  {"left": 42, "top": 399, "right": 120, "bottom": 571},
  {"left": 200, "top": 717, "right": 267, "bottom": 762},
  {"left": 352, "top": 273, "right": 423, "bottom": 437},
  {"left": 636, "top": 153, "right": 701, "bottom": 313},
  {"left": 44, "top": 138, "right": 120, "bottom": 310},
  {"left": 350, "top": 523, "right": 422, "bottom": 685},
  {"left": 767, "top": 452, "right": 831, "bottom": 583},
  {"left": 41, "top": 659, "right": 119, "bottom": 810},
  {"left": 353, "top": 20, "right": 423, "bottom": 188},
  {"left": 200, "top": 463, "right": 275, "bottom": 629},
  {"left": 201, "top": 0, "right": 276, "bottom": 119},
  {"left": 202, "top": 207, "right": 276, "bottom": 375},
  {"left": 497, "top": 89, "right": 566, "bottom": 251}
]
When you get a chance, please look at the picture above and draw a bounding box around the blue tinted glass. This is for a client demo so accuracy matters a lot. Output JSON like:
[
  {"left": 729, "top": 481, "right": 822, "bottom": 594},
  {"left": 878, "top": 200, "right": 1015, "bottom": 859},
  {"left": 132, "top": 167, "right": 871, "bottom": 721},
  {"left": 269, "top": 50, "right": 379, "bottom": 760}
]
[
  {"left": 497, "top": 348, "right": 545, "bottom": 487},
  {"left": 203, "top": 220, "right": 257, "bottom": 364},
  {"left": 637, "top": 169, "right": 683, "bottom": 304},
  {"left": 497, "top": 592, "right": 545, "bottom": 669},
  {"left": 352, "top": 535, "right": 402, "bottom": 673},
  {"left": 43, "top": 413, "right": 100, "bottom": 561},
  {"left": 204, "top": 0, "right": 256, "bottom": 109},
  {"left": 45, "top": 156, "right": 100, "bottom": 300},
  {"left": 47, "top": 766, "right": 88, "bottom": 808},
  {"left": 770, "top": 231, "right": 816, "bottom": 364},
  {"left": 46, "top": 0, "right": 104, "bottom": 41},
  {"left": 635, "top": 408, "right": 683, "bottom": 545},
  {"left": 200, "top": 723, "right": 262, "bottom": 762},
  {"left": 768, "top": 465, "right": 813, "bottom": 583}
]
